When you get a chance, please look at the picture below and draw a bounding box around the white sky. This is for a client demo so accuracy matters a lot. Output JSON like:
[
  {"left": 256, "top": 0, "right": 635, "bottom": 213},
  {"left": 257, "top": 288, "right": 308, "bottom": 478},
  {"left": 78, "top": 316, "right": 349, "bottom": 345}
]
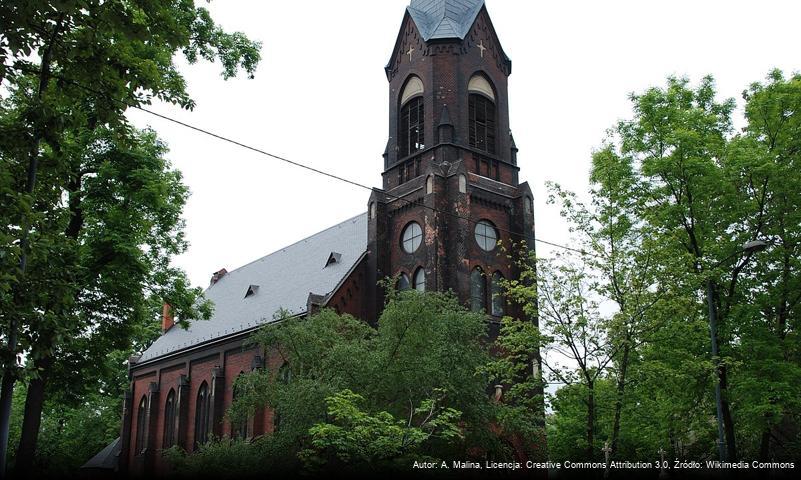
[{"left": 127, "top": 0, "right": 801, "bottom": 291}]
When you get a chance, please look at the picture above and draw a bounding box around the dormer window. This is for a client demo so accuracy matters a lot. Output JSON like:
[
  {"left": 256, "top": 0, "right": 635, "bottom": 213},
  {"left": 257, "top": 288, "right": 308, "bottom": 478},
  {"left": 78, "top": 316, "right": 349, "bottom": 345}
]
[
  {"left": 399, "top": 76, "right": 425, "bottom": 159},
  {"left": 325, "top": 252, "right": 342, "bottom": 268},
  {"left": 245, "top": 285, "right": 259, "bottom": 298}
]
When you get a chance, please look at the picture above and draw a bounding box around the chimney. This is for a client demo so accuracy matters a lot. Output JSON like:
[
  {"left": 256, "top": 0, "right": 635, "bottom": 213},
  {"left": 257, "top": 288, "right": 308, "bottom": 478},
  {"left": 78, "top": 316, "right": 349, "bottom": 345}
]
[
  {"left": 210, "top": 268, "right": 228, "bottom": 286},
  {"left": 162, "top": 302, "right": 174, "bottom": 333}
]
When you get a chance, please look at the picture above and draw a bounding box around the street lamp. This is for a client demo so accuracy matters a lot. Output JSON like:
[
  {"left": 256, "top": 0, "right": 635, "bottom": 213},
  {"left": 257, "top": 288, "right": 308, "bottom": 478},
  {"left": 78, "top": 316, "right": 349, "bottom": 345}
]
[{"left": 707, "top": 239, "right": 768, "bottom": 461}]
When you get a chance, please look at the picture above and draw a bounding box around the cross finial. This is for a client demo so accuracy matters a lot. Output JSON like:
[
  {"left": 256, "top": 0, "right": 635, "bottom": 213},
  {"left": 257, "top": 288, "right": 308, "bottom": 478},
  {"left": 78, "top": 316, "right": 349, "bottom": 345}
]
[
  {"left": 407, "top": 45, "right": 415, "bottom": 62},
  {"left": 477, "top": 40, "right": 487, "bottom": 58}
]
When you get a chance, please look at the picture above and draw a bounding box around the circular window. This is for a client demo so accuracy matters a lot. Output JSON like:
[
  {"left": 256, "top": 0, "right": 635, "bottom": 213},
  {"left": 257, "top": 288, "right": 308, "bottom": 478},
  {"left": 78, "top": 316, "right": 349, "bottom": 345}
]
[
  {"left": 401, "top": 222, "right": 423, "bottom": 253},
  {"left": 474, "top": 220, "right": 498, "bottom": 251}
]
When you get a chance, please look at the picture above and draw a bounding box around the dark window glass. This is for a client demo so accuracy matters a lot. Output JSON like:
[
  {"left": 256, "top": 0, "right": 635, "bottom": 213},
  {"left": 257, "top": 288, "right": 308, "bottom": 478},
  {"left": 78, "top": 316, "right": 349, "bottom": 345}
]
[
  {"left": 163, "top": 389, "right": 176, "bottom": 448},
  {"left": 469, "top": 94, "right": 496, "bottom": 155},
  {"left": 232, "top": 373, "right": 248, "bottom": 439},
  {"left": 135, "top": 396, "right": 148, "bottom": 454},
  {"left": 398, "top": 272, "right": 411, "bottom": 291},
  {"left": 491, "top": 271, "right": 505, "bottom": 317},
  {"left": 414, "top": 267, "right": 426, "bottom": 292},
  {"left": 470, "top": 267, "right": 486, "bottom": 312},
  {"left": 194, "top": 382, "right": 210, "bottom": 448},
  {"left": 399, "top": 96, "right": 425, "bottom": 158}
]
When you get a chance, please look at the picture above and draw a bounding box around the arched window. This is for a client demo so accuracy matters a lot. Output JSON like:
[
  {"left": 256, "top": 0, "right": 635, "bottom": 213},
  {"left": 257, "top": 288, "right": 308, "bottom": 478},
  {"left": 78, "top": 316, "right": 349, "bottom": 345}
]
[
  {"left": 232, "top": 373, "right": 248, "bottom": 439},
  {"left": 274, "top": 364, "right": 293, "bottom": 432},
  {"left": 135, "top": 395, "right": 148, "bottom": 454},
  {"left": 413, "top": 267, "right": 426, "bottom": 292},
  {"left": 194, "top": 382, "right": 210, "bottom": 448},
  {"left": 163, "top": 389, "right": 177, "bottom": 448},
  {"left": 399, "top": 77, "right": 425, "bottom": 158},
  {"left": 468, "top": 75, "right": 496, "bottom": 154},
  {"left": 397, "top": 272, "right": 411, "bottom": 291},
  {"left": 470, "top": 267, "right": 486, "bottom": 312},
  {"left": 491, "top": 271, "right": 505, "bottom": 317}
]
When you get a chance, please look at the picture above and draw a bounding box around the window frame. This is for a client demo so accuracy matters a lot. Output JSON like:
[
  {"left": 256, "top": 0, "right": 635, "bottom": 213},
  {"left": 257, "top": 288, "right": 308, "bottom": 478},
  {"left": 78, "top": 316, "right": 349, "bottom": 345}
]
[
  {"left": 474, "top": 220, "right": 499, "bottom": 252},
  {"left": 163, "top": 389, "right": 177, "bottom": 448},
  {"left": 468, "top": 92, "right": 497, "bottom": 155},
  {"left": 399, "top": 95, "right": 425, "bottom": 159},
  {"left": 413, "top": 267, "right": 426, "bottom": 292},
  {"left": 194, "top": 382, "right": 210, "bottom": 448},
  {"left": 401, "top": 222, "right": 423, "bottom": 254},
  {"left": 491, "top": 271, "right": 505, "bottom": 317},
  {"left": 135, "top": 395, "right": 148, "bottom": 455},
  {"left": 470, "top": 267, "right": 486, "bottom": 312}
]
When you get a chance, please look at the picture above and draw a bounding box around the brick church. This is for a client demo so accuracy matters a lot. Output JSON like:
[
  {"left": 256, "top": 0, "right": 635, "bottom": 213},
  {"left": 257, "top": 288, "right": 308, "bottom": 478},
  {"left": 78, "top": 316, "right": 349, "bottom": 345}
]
[{"left": 86, "top": 0, "right": 538, "bottom": 475}]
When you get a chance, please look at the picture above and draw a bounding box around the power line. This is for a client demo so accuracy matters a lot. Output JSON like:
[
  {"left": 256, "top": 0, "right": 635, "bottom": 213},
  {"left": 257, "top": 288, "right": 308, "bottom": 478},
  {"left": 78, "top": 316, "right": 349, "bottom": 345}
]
[{"left": 5, "top": 63, "right": 593, "bottom": 257}]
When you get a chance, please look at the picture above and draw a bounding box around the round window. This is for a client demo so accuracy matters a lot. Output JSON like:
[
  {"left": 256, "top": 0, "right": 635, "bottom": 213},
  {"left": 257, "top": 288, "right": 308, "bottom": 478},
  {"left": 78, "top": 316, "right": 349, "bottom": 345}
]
[
  {"left": 474, "top": 220, "right": 498, "bottom": 251},
  {"left": 401, "top": 222, "right": 423, "bottom": 253}
]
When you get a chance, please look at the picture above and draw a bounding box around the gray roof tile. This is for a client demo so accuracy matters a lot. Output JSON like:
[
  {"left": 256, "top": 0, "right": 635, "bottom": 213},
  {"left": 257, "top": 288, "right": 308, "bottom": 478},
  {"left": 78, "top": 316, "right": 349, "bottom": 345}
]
[
  {"left": 138, "top": 212, "right": 368, "bottom": 363},
  {"left": 407, "top": 0, "right": 484, "bottom": 41}
]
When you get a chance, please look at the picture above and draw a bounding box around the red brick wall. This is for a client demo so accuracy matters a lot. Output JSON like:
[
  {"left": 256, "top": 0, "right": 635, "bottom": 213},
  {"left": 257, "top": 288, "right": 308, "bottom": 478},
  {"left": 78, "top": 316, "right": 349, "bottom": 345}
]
[
  {"left": 326, "top": 256, "right": 369, "bottom": 319},
  {"left": 128, "top": 372, "right": 155, "bottom": 469},
  {"left": 186, "top": 355, "right": 219, "bottom": 452}
]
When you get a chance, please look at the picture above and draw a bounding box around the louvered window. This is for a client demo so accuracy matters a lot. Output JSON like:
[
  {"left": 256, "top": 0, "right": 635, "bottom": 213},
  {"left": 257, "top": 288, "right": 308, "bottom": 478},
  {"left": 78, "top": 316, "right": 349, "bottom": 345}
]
[
  {"left": 399, "top": 96, "right": 425, "bottom": 158},
  {"left": 469, "top": 94, "right": 496, "bottom": 154}
]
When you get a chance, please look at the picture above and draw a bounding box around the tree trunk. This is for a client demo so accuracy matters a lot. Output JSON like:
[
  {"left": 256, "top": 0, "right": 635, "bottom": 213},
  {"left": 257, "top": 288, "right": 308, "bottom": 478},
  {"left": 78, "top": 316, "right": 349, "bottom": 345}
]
[
  {"left": 759, "top": 428, "right": 771, "bottom": 461},
  {"left": 14, "top": 357, "right": 51, "bottom": 474},
  {"left": 610, "top": 339, "right": 631, "bottom": 457},
  {"left": 587, "top": 380, "right": 595, "bottom": 460},
  {"left": 719, "top": 364, "right": 737, "bottom": 460},
  {"left": 0, "top": 15, "right": 66, "bottom": 475}
]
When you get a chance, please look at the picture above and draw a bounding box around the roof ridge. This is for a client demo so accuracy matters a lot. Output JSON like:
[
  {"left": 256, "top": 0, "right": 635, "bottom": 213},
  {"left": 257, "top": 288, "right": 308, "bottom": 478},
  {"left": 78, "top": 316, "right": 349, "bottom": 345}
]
[{"left": 209, "top": 211, "right": 366, "bottom": 287}]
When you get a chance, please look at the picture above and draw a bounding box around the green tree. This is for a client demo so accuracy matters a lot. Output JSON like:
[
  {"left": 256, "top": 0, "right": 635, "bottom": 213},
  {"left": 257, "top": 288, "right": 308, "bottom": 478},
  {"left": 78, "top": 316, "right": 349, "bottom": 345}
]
[
  {"left": 181, "top": 291, "right": 497, "bottom": 474},
  {"left": 0, "top": 0, "right": 260, "bottom": 471}
]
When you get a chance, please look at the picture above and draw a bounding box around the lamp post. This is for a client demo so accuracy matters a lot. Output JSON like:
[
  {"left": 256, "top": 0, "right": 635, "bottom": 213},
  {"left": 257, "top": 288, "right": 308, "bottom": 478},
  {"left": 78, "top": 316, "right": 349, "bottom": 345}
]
[{"left": 706, "top": 239, "right": 767, "bottom": 461}]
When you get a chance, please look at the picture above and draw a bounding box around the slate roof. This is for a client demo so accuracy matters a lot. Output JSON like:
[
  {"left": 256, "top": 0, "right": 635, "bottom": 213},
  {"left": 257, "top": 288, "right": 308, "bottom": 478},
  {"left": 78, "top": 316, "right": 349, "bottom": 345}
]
[
  {"left": 138, "top": 212, "right": 368, "bottom": 363},
  {"left": 407, "top": 0, "right": 485, "bottom": 41},
  {"left": 80, "top": 437, "right": 120, "bottom": 471}
]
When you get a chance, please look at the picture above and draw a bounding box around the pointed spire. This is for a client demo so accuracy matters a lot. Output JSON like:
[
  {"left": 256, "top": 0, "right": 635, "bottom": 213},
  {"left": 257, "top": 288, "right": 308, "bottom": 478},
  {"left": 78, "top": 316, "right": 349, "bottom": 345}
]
[{"left": 407, "top": 0, "right": 485, "bottom": 41}]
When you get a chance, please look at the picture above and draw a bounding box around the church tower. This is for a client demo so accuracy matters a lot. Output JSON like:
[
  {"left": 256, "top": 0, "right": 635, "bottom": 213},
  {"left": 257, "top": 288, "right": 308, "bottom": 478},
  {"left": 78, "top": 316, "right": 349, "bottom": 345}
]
[{"left": 366, "top": 0, "right": 536, "bottom": 321}]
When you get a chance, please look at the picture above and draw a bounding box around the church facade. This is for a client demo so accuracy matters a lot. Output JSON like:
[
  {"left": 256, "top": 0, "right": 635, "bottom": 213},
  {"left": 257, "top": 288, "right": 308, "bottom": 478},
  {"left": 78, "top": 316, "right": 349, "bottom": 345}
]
[{"left": 115, "top": 1, "right": 537, "bottom": 475}]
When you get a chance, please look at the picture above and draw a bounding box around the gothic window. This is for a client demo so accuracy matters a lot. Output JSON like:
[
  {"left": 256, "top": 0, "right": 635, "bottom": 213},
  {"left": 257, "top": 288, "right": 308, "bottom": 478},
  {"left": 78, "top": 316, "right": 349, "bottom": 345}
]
[
  {"left": 135, "top": 395, "right": 148, "bottom": 455},
  {"left": 401, "top": 222, "right": 423, "bottom": 253},
  {"left": 468, "top": 75, "right": 496, "bottom": 155},
  {"left": 491, "top": 271, "right": 505, "bottom": 317},
  {"left": 475, "top": 220, "right": 498, "bottom": 251},
  {"left": 413, "top": 267, "right": 426, "bottom": 292},
  {"left": 232, "top": 373, "right": 248, "bottom": 440},
  {"left": 397, "top": 272, "right": 411, "bottom": 291},
  {"left": 399, "top": 78, "right": 425, "bottom": 159},
  {"left": 163, "top": 389, "right": 177, "bottom": 448},
  {"left": 274, "top": 364, "right": 292, "bottom": 432},
  {"left": 194, "top": 382, "right": 210, "bottom": 448},
  {"left": 470, "top": 267, "right": 486, "bottom": 312}
]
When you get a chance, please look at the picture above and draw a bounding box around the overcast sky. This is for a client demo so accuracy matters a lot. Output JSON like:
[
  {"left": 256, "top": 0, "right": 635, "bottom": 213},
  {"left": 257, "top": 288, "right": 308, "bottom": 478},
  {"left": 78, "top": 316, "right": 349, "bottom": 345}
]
[{"left": 127, "top": 0, "right": 801, "bottom": 291}]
